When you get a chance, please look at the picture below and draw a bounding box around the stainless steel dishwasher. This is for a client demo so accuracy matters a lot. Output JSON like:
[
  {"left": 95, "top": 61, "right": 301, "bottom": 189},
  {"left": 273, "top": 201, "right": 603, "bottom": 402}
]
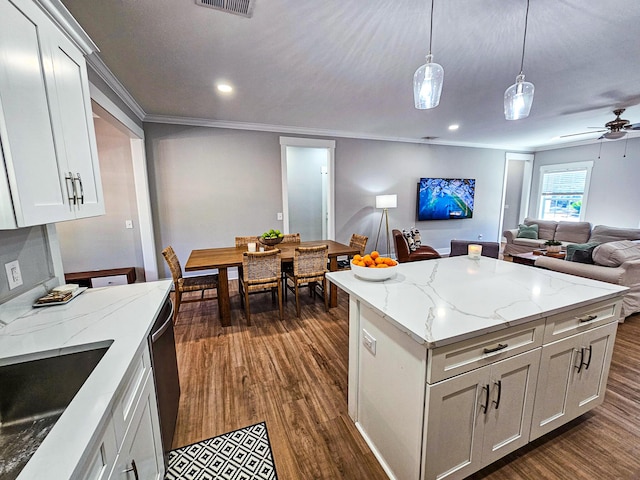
[{"left": 148, "top": 297, "right": 181, "bottom": 462}]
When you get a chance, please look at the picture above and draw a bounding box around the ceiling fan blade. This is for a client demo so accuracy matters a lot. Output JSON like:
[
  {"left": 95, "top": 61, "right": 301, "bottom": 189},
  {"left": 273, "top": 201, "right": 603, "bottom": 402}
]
[
  {"left": 559, "top": 130, "right": 607, "bottom": 139},
  {"left": 623, "top": 122, "right": 640, "bottom": 131}
]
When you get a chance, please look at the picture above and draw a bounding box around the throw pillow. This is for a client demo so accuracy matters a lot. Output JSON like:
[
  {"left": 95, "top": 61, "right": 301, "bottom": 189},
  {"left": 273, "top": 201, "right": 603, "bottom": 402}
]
[
  {"left": 411, "top": 227, "right": 422, "bottom": 247},
  {"left": 572, "top": 248, "right": 597, "bottom": 264},
  {"left": 565, "top": 242, "right": 600, "bottom": 262},
  {"left": 517, "top": 224, "right": 539, "bottom": 239},
  {"left": 402, "top": 229, "right": 416, "bottom": 251},
  {"left": 592, "top": 240, "right": 640, "bottom": 267}
]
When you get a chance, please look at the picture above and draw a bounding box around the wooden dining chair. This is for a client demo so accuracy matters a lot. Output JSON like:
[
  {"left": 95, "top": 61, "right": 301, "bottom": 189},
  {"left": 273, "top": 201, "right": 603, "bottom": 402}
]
[
  {"left": 282, "top": 232, "right": 301, "bottom": 243},
  {"left": 239, "top": 249, "right": 283, "bottom": 325},
  {"left": 235, "top": 236, "right": 260, "bottom": 247},
  {"left": 285, "top": 245, "right": 329, "bottom": 317},
  {"left": 162, "top": 246, "right": 218, "bottom": 323},
  {"left": 337, "top": 233, "right": 368, "bottom": 269}
]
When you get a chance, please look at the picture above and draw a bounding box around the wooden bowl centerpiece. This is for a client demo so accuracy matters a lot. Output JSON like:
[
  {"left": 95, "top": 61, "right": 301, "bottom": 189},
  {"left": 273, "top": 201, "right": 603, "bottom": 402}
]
[{"left": 259, "top": 229, "right": 284, "bottom": 248}]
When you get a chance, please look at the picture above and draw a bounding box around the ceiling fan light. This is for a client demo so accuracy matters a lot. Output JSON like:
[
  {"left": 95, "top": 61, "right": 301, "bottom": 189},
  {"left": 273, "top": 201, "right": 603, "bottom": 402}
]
[
  {"left": 504, "top": 74, "right": 534, "bottom": 120},
  {"left": 604, "top": 130, "right": 626, "bottom": 140},
  {"left": 414, "top": 54, "right": 444, "bottom": 109}
]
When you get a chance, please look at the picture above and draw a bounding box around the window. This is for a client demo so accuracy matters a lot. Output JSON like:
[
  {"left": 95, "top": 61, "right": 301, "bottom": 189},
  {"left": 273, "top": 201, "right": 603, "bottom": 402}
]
[{"left": 537, "top": 161, "right": 592, "bottom": 221}]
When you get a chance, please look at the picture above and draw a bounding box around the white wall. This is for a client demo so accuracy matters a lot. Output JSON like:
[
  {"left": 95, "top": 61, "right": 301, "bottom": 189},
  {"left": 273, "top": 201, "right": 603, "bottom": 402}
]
[
  {"left": 56, "top": 116, "right": 144, "bottom": 277},
  {"left": 144, "top": 124, "right": 509, "bottom": 277},
  {"left": 531, "top": 137, "right": 640, "bottom": 228}
]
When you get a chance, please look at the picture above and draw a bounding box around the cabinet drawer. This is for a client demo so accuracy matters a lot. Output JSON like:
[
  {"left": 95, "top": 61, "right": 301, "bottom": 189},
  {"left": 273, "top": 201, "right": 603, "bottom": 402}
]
[
  {"left": 91, "top": 275, "right": 129, "bottom": 288},
  {"left": 427, "top": 319, "right": 544, "bottom": 384},
  {"left": 112, "top": 346, "right": 151, "bottom": 447},
  {"left": 543, "top": 299, "right": 621, "bottom": 344},
  {"left": 72, "top": 419, "right": 117, "bottom": 480}
]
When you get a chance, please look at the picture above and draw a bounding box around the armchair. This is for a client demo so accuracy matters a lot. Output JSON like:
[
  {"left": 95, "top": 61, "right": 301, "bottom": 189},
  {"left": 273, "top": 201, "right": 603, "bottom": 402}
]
[{"left": 392, "top": 229, "right": 440, "bottom": 263}]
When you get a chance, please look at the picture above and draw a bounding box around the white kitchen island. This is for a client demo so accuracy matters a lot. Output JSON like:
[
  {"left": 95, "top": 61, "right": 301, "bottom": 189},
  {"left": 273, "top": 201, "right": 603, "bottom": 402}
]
[{"left": 326, "top": 256, "right": 628, "bottom": 480}]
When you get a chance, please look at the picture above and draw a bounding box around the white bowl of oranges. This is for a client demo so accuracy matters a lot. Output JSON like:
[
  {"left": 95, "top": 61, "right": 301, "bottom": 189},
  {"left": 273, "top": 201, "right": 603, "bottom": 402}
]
[{"left": 351, "top": 251, "right": 398, "bottom": 281}]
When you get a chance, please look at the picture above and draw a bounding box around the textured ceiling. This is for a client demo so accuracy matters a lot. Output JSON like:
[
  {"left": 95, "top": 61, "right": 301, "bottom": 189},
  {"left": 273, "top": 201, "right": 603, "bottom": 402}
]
[{"left": 61, "top": 0, "right": 640, "bottom": 150}]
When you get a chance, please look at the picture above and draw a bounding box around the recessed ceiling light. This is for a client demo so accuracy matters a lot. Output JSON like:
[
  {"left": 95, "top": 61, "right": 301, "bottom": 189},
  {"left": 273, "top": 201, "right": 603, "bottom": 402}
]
[
  {"left": 217, "top": 84, "right": 233, "bottom": 93},
  {"left": 448, "top": 124, "right": 459, "bottom": 131}
]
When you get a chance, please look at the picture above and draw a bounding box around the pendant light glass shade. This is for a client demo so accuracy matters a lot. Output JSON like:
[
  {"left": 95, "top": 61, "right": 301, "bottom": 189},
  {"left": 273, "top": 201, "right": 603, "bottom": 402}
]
[
  {"left": 504, "top": 73, "right": 534, "bottom": 120},
  {"left": 414, "top": 54, "right": 444, "bottom": 109}
]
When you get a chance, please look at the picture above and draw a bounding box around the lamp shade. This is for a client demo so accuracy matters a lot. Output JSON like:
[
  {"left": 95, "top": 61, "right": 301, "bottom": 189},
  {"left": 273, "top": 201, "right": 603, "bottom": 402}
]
[
  {"left": 376, "top": 194, "right": 397, "bottom": 209},
  {"left": 413, "top": 54, "right": 444, "bottom": 109},
  {"left": 504, "top": 74, "right": 534, "bottom": 120}
]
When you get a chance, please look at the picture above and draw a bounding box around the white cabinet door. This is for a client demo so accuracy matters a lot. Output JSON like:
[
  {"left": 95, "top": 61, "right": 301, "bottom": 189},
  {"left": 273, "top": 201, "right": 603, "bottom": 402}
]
[
  {"left": 531, "top": 321, "right": 617, "bottom": 440},
  {"left": 424, "top": 349, "right": 541, "bottom": 480},
  {"left": 44, "top": 26, "right": 104, "bottom": 219},
  {"left": 111, "top": 375, "right": 164, "bottom": 480},
  {"left": 480, "top": 348, "right": 540, "bottom": 466},
  {"left": 0, "top": 0, "right": 72, "bottom": 227},
  {"left": 424, "top": 366, "right": 486, "bottom": 480},
  {"left": 0, "top": 0, "right": 103, "bottom": 228}
]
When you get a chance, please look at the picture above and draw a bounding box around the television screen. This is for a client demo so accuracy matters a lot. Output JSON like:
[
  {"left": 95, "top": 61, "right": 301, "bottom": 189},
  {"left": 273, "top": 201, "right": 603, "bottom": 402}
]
[{"left": 417, "top": 178, "right": 475, "bottom": 220}]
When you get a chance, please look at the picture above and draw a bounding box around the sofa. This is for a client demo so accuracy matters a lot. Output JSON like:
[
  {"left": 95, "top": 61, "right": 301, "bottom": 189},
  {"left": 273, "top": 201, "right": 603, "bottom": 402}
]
[
  {"left": 503, "top": 218, "right": 592, "bottom": 256},
  {"left": 392, "top": 229, "right": 441, "bottom": 263},
  {"left": 535, "top": 240, "right": 640, "bottom": 319}
]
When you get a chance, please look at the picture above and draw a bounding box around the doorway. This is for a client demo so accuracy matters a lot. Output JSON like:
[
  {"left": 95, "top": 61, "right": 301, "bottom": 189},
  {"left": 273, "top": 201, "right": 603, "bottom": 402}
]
[
  {"left": 499, "top": 152, "right": 533, "bottom": 238},
  {"left": 280, "top": 137, "right": 335, "bottom": 240}
]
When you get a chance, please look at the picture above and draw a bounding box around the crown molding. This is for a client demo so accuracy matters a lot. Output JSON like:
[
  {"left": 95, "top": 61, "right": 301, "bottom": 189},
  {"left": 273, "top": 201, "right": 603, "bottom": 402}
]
[
  {"left": 86, "top": 54, "right": 147, "bottom": 121},
  {"left": 143, "top": 114, "right": 536, "bottom": 152},
  {"left": 36, "top": 0, "right": 98, "bottom": 54}
]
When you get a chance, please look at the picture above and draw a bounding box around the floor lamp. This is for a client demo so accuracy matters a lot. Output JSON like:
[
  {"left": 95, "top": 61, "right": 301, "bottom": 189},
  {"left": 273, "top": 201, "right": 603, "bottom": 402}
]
[{"left": 374, "top": 194, "right": 397, "bottom": 256}]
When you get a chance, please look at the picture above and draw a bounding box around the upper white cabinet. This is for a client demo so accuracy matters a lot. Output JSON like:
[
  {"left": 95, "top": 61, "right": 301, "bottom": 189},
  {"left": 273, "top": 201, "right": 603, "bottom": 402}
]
[{"left": 0, "top": 0, "right": 104, "bottom": 229}]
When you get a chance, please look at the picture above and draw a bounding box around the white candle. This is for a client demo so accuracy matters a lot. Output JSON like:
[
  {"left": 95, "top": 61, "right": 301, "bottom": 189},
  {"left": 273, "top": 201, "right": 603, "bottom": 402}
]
[
  {"left": 248, "top": 242, "right": 256, "bottom": 252},
  {"left": 468, "top": 244, "right": 482, "bottom": 259}
]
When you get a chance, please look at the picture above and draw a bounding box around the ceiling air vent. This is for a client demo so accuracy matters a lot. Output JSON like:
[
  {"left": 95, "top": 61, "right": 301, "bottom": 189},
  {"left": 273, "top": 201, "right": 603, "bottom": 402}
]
[{"left": 195, "top": 0, "right": 255, "bottom": 18}]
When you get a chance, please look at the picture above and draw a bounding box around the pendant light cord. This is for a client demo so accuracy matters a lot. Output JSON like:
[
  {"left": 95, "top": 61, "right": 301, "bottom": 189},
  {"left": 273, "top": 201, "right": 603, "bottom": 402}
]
[
  {"left": 519, "top": 0, "right": 531, "bottom": 74},
  {"left": 428, "top": 0, "right": 435, "bottom": 55}
]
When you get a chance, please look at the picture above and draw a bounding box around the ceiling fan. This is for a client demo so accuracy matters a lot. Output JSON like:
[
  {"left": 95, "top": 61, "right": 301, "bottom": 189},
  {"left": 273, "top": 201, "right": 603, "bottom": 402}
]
[{"left": 560, "top": 109, "right": 640, "bottom": 140}]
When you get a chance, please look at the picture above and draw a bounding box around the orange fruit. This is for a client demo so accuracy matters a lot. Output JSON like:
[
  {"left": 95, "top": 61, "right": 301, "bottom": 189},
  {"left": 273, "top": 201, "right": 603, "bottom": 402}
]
[
  {"left": 371, "top": 251, "right": 380, "bottom": 259},
  {"left": 376, "top": 263, "right": 389, "bottom": 268},
  {"left": 375, "top": 257, "right": 385, "bottom": 264},
  {"left": 353, "top": 254, "right": 362, "bottom": 262}
]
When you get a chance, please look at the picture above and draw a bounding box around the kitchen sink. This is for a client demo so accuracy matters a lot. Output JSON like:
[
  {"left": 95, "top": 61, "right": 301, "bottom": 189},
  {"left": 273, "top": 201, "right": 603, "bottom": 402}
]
[{"left": 0, "top": 343, "right": 112, "bottom": 480}]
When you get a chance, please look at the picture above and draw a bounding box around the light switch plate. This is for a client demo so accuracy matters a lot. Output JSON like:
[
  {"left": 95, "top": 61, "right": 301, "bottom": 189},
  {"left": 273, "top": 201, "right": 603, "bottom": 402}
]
[
  {"left": 277, "top": 212, "right": 283, "bottom": 221},
  {"left": 5, "top": 260, "right": 23, "bottom": 290},
  {"left": 362, "top": 329, "right": 376, "bottom": 355}
]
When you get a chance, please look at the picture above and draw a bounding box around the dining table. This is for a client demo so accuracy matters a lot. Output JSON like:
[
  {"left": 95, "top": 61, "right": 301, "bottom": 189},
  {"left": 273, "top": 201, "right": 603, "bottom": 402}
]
[{"left": 185, "top": 240, "right": 361, "bottom": 326}]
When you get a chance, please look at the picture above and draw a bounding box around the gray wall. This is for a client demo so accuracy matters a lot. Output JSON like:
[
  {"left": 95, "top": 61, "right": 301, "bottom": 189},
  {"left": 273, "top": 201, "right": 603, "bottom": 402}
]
[
  {"left": 56, "top": 117, "right": 144, "bottom": 277},
  {"left": 0, "top": 226, "right": 54, "bottom": 303},
  {"left": 531, "top": 137, "right": 640, "bottom": 228},
  {"left": 503, "top": 160, "right": 525, "bottom": 230},
  {"left": 145, "top": 123, "right": 508, "bottom": 276}
]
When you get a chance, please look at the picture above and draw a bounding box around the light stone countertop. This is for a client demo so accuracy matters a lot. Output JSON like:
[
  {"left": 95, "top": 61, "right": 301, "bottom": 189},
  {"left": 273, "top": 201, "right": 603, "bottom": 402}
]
[
  {"left": 0, "top": 280, "right": 172, "bottom": 480},
  {"left": 326, "top": 256, "right": 628, "bottom": 348}
]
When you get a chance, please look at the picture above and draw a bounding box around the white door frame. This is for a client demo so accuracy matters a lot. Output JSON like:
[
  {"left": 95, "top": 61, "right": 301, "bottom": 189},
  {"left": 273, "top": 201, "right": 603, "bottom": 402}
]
[
  {"left": 499, "top": 152, "right": 534, "bottom": 240},
  {"left": 279, "top": 137, "right": 336, "bottom": 240},
  {"left": 89, "top": 83, "right": 158, "bottom": 281}
]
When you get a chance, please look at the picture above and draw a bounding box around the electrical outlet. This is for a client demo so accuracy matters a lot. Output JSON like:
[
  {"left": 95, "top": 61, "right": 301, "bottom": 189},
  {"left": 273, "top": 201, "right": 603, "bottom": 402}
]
[
  {"left": 5, "top": 260, "right": 23, "bottom": 290},
  {"left": 277, "top": 212, "right": 283, "bottom": 221},
  {"left": 362, "top": 329, "right": 376, "bottom": 355},
  {"left": 125, "top": 220, "right": 133, "bottom": 229}
]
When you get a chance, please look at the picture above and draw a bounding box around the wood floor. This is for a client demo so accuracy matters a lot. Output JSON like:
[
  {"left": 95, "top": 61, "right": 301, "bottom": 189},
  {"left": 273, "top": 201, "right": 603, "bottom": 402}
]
[{"left": 172, "top": 283, "right": 640, "bottom": 479}]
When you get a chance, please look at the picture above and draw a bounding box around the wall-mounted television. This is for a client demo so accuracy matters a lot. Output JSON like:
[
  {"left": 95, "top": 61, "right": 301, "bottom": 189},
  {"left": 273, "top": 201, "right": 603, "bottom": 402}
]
[{"left": 417, "top": 178, "right": 475, "bottom": 221}]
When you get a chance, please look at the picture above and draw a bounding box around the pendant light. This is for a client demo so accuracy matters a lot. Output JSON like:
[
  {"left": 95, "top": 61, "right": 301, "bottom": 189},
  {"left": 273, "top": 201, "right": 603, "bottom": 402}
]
[
  {"left": 413, "top": 0, "right": 444, "bottom": 109},
  {"left": 504, "top": 0, "right": 534, "bottom": 120}
]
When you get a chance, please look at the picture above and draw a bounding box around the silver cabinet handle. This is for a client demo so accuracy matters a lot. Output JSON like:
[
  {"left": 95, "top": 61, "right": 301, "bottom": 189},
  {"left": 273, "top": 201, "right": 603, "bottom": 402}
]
[
  {"left": 578, "top": 314, "right": 597, "bottom": 323},
  {"left": 74, "top": 173, "right": 84, "bottom": 205},
  {"left": 65, "top": 172, "right": 77, "bottom": 205},
  {"left": 124, "top": 459, "right": 139, "bottom": 480}
]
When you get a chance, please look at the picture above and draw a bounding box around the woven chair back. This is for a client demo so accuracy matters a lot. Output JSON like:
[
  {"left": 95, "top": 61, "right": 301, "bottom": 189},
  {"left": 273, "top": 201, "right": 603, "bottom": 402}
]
[
  {"left": 243, "top": 249, "right": 282, "bottom": 284},
  {"left": 235, "top": 236, "right": 260, "bottom": 247},
  {"left": 162, "top": 246, "right": 183, "bottom": 282},
  {"left": 293, "top": 245, "right": 328, "bottom": 277},
  {"left": 282, "top": 233, "right": 301, "bottom": 243},
  {"left": 349, "top": 234, "right": 368, "bottom": 255}
]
